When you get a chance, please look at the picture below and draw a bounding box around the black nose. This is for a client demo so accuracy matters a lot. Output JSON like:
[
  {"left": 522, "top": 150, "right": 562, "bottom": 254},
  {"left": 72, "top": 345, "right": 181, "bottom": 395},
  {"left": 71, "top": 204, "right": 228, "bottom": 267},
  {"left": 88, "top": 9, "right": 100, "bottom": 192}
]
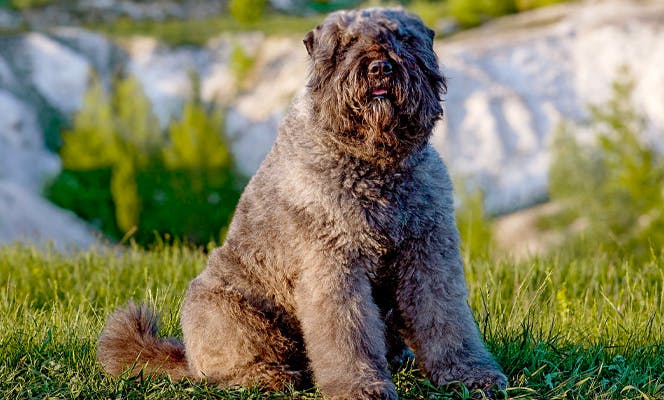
[{"left": 368, "top": 60, "right": 393, "bottom": 76}]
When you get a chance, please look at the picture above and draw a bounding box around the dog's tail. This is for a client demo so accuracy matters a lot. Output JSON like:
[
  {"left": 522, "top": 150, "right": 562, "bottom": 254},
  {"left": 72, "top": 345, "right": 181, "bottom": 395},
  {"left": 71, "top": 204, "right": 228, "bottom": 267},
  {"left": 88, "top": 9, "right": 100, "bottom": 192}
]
[{"left": 97, "top": 301, "right": 191, "bottom": 380}]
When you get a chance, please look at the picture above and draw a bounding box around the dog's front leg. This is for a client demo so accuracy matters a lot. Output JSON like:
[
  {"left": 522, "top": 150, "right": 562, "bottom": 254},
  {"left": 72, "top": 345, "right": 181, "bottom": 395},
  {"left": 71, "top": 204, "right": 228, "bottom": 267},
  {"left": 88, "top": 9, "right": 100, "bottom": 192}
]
[
  {"left": 396, "top": 232, "right": 507, "bottom": 394},
  {"left": 294, "top": 256, "right": 397, "bottom": 400}
]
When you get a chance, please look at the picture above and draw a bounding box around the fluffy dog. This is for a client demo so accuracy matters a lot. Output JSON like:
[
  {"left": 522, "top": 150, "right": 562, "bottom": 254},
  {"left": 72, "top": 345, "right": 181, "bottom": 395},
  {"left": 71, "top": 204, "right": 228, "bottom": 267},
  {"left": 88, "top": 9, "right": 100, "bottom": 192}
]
[{"left": 98, "top": 8, "right": 507, "bottom": 399}]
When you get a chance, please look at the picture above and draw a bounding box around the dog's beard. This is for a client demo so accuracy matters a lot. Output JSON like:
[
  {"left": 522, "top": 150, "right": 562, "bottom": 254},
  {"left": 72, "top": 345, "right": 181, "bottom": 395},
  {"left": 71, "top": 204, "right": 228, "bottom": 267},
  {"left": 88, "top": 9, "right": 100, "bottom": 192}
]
[{"left": 362, "top": 97, "right": 397, "bottom": 153}]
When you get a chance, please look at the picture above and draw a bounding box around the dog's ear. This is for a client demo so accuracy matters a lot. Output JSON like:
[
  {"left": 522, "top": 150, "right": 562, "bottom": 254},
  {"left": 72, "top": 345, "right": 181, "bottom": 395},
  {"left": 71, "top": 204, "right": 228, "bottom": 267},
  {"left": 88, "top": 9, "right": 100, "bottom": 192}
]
[
  {"left": 303, "top": 30, "right": 315, "bottom": 57},
  {"left": 426, "top": 27, "right": 435, "bottom": 41}
]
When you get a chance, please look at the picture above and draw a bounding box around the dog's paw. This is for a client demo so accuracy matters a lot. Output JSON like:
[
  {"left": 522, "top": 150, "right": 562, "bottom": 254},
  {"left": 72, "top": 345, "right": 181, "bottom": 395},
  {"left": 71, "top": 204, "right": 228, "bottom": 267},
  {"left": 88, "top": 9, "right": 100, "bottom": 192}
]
[
  {"left": 431, "top": 365, "right": 507, "bottom": 396},
  {"left": 330, "top": 380, "right": 398, "bottom": 400},
  {"left": 361, "top": 380, "right": 398, "bottom": 400},
  {"left": 389, "top": 346, "right": 416, "bottom": 372}
]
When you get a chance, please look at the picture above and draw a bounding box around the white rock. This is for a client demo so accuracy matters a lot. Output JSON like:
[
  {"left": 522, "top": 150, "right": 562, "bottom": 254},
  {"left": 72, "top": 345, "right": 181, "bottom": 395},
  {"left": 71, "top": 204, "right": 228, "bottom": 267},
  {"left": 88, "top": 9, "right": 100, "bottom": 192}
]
[
  {"left": 223, "top": 36, "right": 309, "bottom": 175},
  {"left": 0, "top": 8, "right": 21, "bottom": 30},
  {"left": 126, "top": 37, "right": 201, "bottom": 126},
  {"left": 0, "top": 181, "right": 98, "bottom": 250},
  {"left": 433, "top": 0, "right": 664, "bottom": 213},
  {"left": 50, "top": 27, "right": 118, "bottom": 83},
  {"left": 233, "top": 37, "right": 308, "bottom": 121},
  {"left": 226, "top": 107, "right": 280, "bottom": 175},
  {"left": 0, "top": 90, "right": 60, "bottom": 192},
  {"left": 0, "top": 55, "right": 17, "bottom": 89},
  {"left": 22, "top": 33, "right": 91, "bottom": 114}
]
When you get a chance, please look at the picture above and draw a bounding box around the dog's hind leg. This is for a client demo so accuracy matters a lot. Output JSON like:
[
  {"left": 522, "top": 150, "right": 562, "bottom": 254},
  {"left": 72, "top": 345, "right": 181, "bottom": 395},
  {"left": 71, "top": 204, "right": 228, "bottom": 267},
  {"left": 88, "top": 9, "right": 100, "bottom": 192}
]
[{"left": 181, "top": 267, "right": 306, "bottom": 391}]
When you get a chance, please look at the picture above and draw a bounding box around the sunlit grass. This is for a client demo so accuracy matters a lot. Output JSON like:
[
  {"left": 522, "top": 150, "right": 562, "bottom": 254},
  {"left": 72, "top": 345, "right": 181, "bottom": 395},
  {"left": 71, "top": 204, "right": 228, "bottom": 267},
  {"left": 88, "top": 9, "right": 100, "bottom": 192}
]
[
  {"left": 91, "top": 14, "right": 325, "bottom": 46},
  {"left": 0, "top": 243, "right": 662, "bottom": 399}
]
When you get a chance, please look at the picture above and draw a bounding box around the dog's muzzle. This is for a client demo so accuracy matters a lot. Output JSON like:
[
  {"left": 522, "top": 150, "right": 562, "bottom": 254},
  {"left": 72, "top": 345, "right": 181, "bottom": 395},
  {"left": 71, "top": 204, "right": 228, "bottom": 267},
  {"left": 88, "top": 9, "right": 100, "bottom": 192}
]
[{"left": 369, "top": 59, "right": 393, "bottom": 99}]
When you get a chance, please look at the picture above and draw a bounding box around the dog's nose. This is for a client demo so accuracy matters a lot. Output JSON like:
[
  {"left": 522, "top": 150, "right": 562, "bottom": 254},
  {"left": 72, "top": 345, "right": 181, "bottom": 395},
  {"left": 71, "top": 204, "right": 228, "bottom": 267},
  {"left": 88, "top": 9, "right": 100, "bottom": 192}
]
[{"left": 368, "top": 60, "right": 393, "bottom": 76}]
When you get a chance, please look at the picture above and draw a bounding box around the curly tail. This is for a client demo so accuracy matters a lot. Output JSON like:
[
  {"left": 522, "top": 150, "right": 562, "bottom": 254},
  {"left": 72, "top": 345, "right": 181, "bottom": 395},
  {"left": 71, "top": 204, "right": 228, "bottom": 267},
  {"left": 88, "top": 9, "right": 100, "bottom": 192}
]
[{"left": 97, "top": 301, "right": 191, "bottom": 380}]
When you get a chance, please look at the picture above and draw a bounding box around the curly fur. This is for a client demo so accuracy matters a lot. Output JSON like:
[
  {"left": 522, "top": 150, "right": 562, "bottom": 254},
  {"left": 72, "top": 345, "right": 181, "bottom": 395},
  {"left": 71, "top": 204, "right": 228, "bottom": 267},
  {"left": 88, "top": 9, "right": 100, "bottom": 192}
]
[{"left": 98, "top": 8, "right": 507, "bottom": 399}]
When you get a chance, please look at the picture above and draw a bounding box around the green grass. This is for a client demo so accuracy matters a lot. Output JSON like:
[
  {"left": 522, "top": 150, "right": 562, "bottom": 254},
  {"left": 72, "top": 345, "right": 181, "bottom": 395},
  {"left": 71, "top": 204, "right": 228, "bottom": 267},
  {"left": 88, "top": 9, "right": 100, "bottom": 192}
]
[
  {"left": 92, "top": 14, "right": 325, "bottom": 46},
  {"left": 0, "top": 243, "right": 662, "bottom": 399}
]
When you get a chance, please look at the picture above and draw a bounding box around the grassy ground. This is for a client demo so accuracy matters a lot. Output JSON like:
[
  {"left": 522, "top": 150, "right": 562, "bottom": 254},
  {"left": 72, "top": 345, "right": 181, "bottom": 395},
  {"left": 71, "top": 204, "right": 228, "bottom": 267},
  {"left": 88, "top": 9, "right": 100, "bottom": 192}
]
[
  {"left": 0, "top": 243, "right": 662, "bottom": 399},
  {"left": 91, "top": 14, "right": 325, "bottom": 46},
  {"left": 88, "top": 3, "right": 448, "bottom": 46}
]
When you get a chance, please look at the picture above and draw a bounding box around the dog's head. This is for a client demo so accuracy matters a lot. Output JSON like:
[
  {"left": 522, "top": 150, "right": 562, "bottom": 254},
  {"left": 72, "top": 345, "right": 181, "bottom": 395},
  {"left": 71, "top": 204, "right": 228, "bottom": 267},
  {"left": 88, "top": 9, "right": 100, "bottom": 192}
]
[{"left": 304, "top": 8, "right": 446, "bottom": 163}]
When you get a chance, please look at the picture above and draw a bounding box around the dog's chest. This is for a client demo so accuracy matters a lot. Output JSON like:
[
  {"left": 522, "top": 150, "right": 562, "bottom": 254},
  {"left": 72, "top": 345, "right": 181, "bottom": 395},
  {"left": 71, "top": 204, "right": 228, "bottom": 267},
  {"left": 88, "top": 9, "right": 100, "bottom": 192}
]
[{"left": 341, "top": 171, "right": 413, "bottom": 254}]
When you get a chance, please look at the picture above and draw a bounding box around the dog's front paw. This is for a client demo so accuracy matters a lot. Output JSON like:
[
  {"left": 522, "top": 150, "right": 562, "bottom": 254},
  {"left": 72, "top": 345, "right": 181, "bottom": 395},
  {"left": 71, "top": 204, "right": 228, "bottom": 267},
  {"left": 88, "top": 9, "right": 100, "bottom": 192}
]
[
  {"left": 431, "top": 365, "right": 507, "bottom": 395},
  {"left": 330, "top": 380, "right": 397, "bottom": 400},
  {"left": 362, "top": 380, "right": 398, "bottom": 400}
]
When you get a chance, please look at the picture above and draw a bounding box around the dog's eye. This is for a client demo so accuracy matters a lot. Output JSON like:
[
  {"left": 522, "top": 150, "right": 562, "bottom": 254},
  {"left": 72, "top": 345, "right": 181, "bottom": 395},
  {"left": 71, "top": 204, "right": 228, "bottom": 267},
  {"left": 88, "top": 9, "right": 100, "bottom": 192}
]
[{"left": 344, "top": 36, "right": 358, "bottom": 48}]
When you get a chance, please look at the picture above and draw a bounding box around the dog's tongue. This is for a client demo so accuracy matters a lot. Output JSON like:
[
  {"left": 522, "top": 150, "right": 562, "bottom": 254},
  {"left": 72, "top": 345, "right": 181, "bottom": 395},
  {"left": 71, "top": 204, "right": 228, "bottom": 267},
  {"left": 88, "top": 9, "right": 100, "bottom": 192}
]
[{"left": 372, "top": 88, "right": 388, "bottom": 96}]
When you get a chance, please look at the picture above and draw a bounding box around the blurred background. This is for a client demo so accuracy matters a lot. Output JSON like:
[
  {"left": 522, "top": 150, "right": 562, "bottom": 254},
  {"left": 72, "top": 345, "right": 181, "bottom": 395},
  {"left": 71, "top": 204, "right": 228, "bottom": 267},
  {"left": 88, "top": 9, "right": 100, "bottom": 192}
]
[{"left": 0, "top": 0, "right": 662, "bottom": 262}]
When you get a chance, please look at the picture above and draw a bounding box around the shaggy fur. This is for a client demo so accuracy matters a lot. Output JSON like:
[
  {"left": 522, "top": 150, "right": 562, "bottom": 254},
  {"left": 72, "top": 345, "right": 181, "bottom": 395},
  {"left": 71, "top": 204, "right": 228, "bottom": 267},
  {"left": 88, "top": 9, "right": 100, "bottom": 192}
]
[{"left": 98, "top": 7, "right": 507, "bottom": 399}]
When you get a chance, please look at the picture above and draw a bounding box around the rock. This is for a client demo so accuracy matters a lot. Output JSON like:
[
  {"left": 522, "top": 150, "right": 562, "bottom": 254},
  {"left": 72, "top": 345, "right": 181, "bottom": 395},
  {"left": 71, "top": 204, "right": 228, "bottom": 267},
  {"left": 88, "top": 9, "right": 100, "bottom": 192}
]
[
  {"left": 20, "top": 33, "right": 91, "bottom": 114},
  {"left": 224, "top": 36, "right": 308, "bottom": 175},
  {"left": 433, "top": 0, "right": 664, "bottom": 213},
  {"left": 125, "top": 37, "right": 198, "bottom": 126},
  {"left": 226, "top": 107, "right": 280, "bottom": 175},
  {"left": 202, "top": 33, "right": 264, "bottom": 105},
  {"left": 50, "top": 27, "right": 125, "bottom": 87},
  {"left": 0, "top": 91, "right": 96, "bottom": 249},
  {"left": 0, "top": 8, "right": 22, "bottom": 30},
  {"left": 0, "top": 53, "right": 18, "bottom": 90},
  {"left": 0, "top": 181, "right": 99, "bottom": 250},
  {"left": 0, "top": 90, "right": 60, "bottom": 192},
  {"left": 233, "top": 36, "right": 307, "bottom": 121}
]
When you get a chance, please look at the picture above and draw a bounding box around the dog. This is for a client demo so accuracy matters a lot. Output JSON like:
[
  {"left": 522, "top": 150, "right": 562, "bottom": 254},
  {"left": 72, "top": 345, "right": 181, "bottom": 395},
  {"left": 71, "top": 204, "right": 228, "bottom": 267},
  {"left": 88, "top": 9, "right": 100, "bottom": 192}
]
[{"left": 98, "top": 8, "right": 507, "bottom": 399}]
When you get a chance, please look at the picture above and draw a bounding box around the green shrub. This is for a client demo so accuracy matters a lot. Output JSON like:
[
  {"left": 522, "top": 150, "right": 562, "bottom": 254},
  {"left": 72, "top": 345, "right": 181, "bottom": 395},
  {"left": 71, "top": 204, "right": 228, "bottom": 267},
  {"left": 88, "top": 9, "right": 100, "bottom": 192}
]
[
  {"left": 407, "top": 1, "right": 449, "bottom": 29},
  {"left": 229, "top": 0, "right": 267, "bottom": 25},
  {"left": 47, "top": 168, "right": 120, "bottom": 237},
  {"left": 8, "top": 0, "right": 54, "bottom": 10},
  {"left": 447, "top": 0, "right": 571, "bottom": 28},
  {"left": 515, "top": 0, "right": 568, "bottom": 11},
  {"left": 48, "top": 74, "right": 245, "bottom": 246},
  {"left": 230, "top": 44, "right": 256, "bottom": 88},
  {"left": 307, "top": 0, "right": 362, "bottom": 13},
  {"left": 455, "top": 181, "right": 494, "bottom": 261},
  {"left": 548, "top": 68, "right": 664, "bottom": 260},
  {"left": 448, "top": 0, "right": 517, "bottom": 27}
]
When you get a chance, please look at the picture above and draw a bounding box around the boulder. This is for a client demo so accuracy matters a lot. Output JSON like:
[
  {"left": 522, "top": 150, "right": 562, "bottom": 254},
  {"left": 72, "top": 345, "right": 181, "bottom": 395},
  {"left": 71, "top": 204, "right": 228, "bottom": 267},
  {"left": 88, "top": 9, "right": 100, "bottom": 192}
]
[
  {"left": 0, "top": 90, "right": 60, "bottom": 192},
  {"left": 125, "top": 37, "right": 197, "bottom": 126},
  {"left": 0, "top": 90, "right": 97, "bottom": 249},
  {"left": 0, "top": 182, "right": 99, "bottom": 250},
  {"left": 433, "top": 0, "right": 664, "bottom": 213},
  {"left": 20, "top": 33, "right": 91, "bottom": 114},
  {"left": 50, "top": 27, "right": 125, "bottom": 87}
]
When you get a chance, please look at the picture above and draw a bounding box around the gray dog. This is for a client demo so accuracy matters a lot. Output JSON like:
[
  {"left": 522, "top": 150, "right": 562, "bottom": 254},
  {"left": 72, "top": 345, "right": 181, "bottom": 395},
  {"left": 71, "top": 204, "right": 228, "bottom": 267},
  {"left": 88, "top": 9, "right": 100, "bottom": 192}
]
[{"left": 98, "top": 7, "right": 507, "bottom": 399}]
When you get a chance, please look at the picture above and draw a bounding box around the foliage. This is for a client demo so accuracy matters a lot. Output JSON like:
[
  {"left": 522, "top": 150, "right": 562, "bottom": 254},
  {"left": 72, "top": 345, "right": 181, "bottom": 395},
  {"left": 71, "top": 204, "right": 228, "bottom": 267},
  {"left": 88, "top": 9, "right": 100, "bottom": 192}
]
[
  {"left": 48, "top": 74, "right": 245, "bottom": 246},
  {"left": 447, "top": 0, "right": 517, "bottom": 28},
  {"left": 7, "top": 0, "right": 54, "bottom": 10},
  {"left": 455, "top": 181, "right": 494, "bottom": 261},
  {"left": 515, "top": 0, "right": 568, "bottom": 11},
  {"left": 94, "top": 14, "right": 324, "bottom": 46},
  {"left": 230, "top": 44, "right": 256, "bottom": 87},
  {"left": 406, "top": 0, "right": 450, "bottom": 29},
  {"left": 307, "top": 0, "right": 362, "bottom": 13},
  {"left": 547, "top": 69, "right": 664, "bottom": 261},
  {"left": 0, "top": 239, "right": 662, "bottom": 398},
  {"left": 446, "top": 0, "right": 570, "bottom": 28},
  {"left": 229, "top": 0, "right": 268, "bottom": 25}
]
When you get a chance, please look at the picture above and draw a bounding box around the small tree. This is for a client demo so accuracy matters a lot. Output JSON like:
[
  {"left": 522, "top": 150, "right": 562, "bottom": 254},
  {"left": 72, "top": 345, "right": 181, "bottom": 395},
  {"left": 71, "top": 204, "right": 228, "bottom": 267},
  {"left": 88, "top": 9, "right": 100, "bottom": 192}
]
[
  {"left": 49, "top": 73, "right": 244, "bottom": 246},
  {"left": 455, "top": 181, "right": 494, "bottom": 261},
  {"left": 229, "top": 0, "right": 267, "bottom": 25},
  {"left": 548, "top": 68, "right": 664, "bottom": 260}
]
